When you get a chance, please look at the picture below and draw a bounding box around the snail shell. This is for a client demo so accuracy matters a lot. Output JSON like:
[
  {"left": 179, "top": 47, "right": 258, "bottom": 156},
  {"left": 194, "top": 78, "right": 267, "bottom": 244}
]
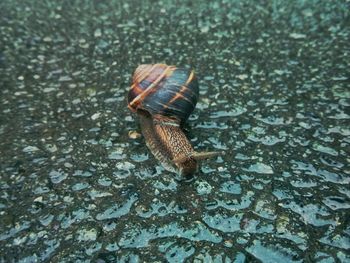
[
  {"left": 128, "top": 63, "right": 220, "bottom": 177},
  {"left": 128, "top": 64, "right": 199, "bottom": 125}
]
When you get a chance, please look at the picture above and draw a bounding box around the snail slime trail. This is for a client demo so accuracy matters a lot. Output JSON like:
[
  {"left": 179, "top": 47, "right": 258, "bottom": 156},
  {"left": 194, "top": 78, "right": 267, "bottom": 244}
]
[{"left": 128, "top": 64, "right": 221, "bottom": 177}]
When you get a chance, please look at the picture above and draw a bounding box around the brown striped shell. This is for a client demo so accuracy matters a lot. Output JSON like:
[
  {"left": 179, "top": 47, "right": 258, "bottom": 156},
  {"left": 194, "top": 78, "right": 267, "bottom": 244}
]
[{"left": 128, "top": 64, "right": 199, "bottom": 125}]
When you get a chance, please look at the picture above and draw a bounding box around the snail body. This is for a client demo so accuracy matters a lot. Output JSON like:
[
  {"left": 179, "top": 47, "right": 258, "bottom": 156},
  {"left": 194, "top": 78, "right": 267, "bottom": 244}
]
[{"left": 128, "top": 64, "right": 219, "bottom": 177}]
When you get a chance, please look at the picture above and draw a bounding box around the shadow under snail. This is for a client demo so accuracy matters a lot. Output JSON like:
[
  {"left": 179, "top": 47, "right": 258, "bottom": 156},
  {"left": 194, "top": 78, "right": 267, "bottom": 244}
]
[{"left": 127, "top": 63, "right": 221, "bottom": 177}]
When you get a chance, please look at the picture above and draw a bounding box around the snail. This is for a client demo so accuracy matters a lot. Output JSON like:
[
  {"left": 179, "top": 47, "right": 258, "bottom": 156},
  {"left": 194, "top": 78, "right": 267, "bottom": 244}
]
[{"left": 128, "top": 63, "right": 221, "bottom": 177}]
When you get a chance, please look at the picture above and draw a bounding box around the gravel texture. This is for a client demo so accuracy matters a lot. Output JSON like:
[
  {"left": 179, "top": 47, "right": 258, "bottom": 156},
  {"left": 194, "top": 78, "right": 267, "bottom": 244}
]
[{"left": 0, "top": 0, "right": 349, "bottom": 262}]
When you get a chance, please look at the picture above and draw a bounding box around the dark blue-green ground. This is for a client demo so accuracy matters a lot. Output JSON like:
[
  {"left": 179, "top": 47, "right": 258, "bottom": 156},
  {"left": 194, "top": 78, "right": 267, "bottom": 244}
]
[{"left": 0, "top": 0, "right": 349, "bottom": 262}]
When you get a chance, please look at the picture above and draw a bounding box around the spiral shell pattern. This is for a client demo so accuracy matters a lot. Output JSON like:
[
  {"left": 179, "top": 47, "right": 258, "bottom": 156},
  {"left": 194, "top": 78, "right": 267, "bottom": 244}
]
[{"left": 128, "top": 63, "right": 199, "bottom": 124}]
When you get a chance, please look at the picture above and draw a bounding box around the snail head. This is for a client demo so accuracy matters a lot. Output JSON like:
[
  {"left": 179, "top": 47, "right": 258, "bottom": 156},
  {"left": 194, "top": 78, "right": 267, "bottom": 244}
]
[{"left": 173, "top": 151, "right": 223, "bottom": 177}]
